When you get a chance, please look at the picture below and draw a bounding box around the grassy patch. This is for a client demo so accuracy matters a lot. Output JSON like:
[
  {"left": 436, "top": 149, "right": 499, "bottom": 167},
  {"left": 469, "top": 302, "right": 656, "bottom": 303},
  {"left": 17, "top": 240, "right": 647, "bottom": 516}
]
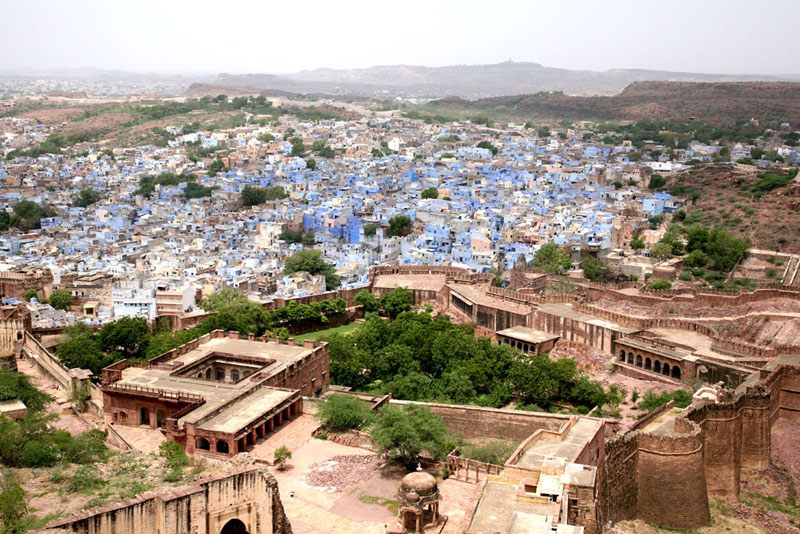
[
  {"left": 292, "top": 322, "right": 361, "bottom": 342},
  {"left": 358, "top": 494, "right": 399, "bottom": 515},
  {"left": 741, "top": 491, "right": 800, "bottom": 520}
]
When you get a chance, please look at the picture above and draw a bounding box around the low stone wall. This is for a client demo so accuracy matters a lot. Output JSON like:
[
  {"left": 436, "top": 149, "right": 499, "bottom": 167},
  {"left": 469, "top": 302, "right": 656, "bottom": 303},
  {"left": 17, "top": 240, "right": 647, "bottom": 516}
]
[{"left": 389, "top": 400, "right": 570, "bottom": 442}]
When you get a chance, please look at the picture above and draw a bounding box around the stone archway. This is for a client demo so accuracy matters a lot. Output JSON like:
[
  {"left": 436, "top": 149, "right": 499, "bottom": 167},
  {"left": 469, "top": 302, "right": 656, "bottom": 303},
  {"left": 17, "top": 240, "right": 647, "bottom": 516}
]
[
  {"left": 220, "top": 518, "right": 248, "bottom": 534},
  {"left": 196, "top": 437, "right": 211, "bottom": 451}
]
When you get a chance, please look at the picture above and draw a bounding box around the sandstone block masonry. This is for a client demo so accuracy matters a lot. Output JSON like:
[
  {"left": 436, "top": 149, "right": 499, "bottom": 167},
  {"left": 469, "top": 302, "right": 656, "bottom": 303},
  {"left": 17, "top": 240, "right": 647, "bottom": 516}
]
[
  {"left": 599, "top": 360, "right": 800, "bottom": 531},
  {"left": 34, "top": 467, "right": 293, "bottom": 534}
]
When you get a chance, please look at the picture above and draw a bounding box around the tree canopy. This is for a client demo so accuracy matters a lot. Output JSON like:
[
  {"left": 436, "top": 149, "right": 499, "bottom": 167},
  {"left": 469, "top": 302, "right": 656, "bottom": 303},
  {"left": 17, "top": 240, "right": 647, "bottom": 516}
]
[
  {"left": 421, "top": 187, "right": 439, "bottom": 199},
  {"left": 49, "top": 290, "right": 73, "bottom": 311},
  {"left": 371, "top": 404, "right": 451, "bottom": 466},
  {"left": 532, "top": 243, "right": 572, "bottom": 274},
  {"left": 283, "top": 249, "right": 340, "bottom": 290},
  {"left": 581, "top": 256, "right": 607, "bottom": 282},
  {"left": 387, "top": 215, "right": 413, "bottom": 237},
  {"left": 379, "top": 287, "right": 412, "bottom": 318}
]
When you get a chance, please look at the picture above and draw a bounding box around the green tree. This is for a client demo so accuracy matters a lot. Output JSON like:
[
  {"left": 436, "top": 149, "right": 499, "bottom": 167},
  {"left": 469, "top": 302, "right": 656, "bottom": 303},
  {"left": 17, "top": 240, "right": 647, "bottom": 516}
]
[
  {"left": 648, "top": 174, "right": 667, "bottom": 189},
  {"left": 387, "top": 215, "right": 413, "bottom": 237},
  {"left": 97, "top": 317, "right": 150, "bottom": 360},
  {"left": 49, "top": 289, "right": 73, "bottom": 311},
  {"left": 284, "top": 250, "right": 340, "bottom": 290},
  {"left": 74, "top": 188, "right": 102, "bottom": 208},
  {"left": 199, "top": 288, "right": 250, "bottom": 312},
  {"left": 0, "top": 370, "right": 51, "bottom": 413},
  {"left": 630, "top": 233, "right": 645, "bottom": 252},
  {"left": 649, "top": 279, "right": 671, "bottom": 290},
  {"left": 581, "top": 256, "right": 607, "bottom": 282},
  {"left": 0, "top": 475, "right": 28, "bottom": 534},
  {"left": 315, "top": 393, "right": 374, "bottom": 432},
  {"left": 22, "top": 289, "right": 37, "bottom": 302},
  {"left": 258, "top": 132, "right": 274, "bottom": 143},
  {"left": 650, "top": 242, "right": 673, "bottom": 259},
  {"left": 370, "top": 404, "right": 450, "bottom": 466},
  {"left": 0, "top": 211, "right": 10, "bottom": 232},
  {"left": 56, "top": 334, "right": 112, "bottom": 375},
  {"left": 363, "top": 223, "right": 377, "bottom": 237},
  {"left": 478, "top": 139, "right": 498, "bottom": 156},
  {"left": 207, "top": 157, "right": 227, "bottom": 177},
  {"left": 290, "top": 137, "right": 306, "bottom": 157},
  {"left": 305, "top": 157, "right": 317, "bottom": 170},
  {"left": 354, "top": 290, "right": 379, "bottom": 312},
  {"left": 241, "top": 186, "right": 268, "bottom": 207},
  {"left": 532, "top": 243, "right": 571, "bottom": 274},
  {"left": 421, "top": 187, "right": 439, "bottom": 199},
  {"left": 264, "top": 186, "right": 290, "bottom": 201},
  {"left": 379, "top": 287, "right": 412, "bottom": 318},
  {"left": 273, "top": 445, "right": 292, "bottom": 470},
  {"left": 683, "top": 249, "right": 709, "bottom": 268},
  {"left": 476, "top": 140, "right": 498, "bottom": 155}
]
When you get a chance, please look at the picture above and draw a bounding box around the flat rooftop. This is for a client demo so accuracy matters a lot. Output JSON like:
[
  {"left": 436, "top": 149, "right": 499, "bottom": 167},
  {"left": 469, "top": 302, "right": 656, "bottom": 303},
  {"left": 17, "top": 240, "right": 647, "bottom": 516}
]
[
  {"left": 498, "top": 326, "right": 560, "bottom": 344},
  {"left": 469, "top": 480, "right": 561, "bottom": 534},
  {"left": 373, "top": 273, "right": 448, "bottom": 292},
  {"left": 112, "top": 337, "right": 311, "bottom": 430},
  {"left": 516, "top": 418, "right": 603, "bottom": 469},
  {"left": 449, "top": 283, "right": 533, "bottom": 315},
  {"left": 537, "top": 303, "right": 638, "bottom": 333}
]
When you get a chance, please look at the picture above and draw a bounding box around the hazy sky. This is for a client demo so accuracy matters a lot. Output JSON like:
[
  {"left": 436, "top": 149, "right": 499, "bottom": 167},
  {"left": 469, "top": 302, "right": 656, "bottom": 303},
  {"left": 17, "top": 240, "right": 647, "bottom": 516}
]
[{"left": 3, "top": 0, "right": 797, "bottom": 75}]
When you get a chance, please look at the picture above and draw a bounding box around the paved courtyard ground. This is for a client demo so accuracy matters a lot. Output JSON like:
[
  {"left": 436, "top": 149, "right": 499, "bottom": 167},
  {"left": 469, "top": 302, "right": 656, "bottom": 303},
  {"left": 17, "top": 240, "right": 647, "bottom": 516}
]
[{"left": 263, "top": 417, "right": 481, "bottom": 534}]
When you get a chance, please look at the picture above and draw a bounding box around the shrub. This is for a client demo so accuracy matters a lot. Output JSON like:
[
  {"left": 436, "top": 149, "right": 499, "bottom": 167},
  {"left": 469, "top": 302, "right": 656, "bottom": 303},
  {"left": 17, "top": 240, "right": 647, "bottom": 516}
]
[
  {"left": 371, "top": 404, "right": 450, "bottom": 466},
  {"left": 315, "top": 393, "right": 374, "bottom": 432},
  {"left": 354, "top": 290, "right": 379, "bottom": 312},
  {"left": 679, "top": 271, "right": 692, "bottom": 281},
  {"left": 649, "top": 279, "right": 671, "bottom": 290},
  {"left": 459, "top": 441, "right": 516, "bottom": 465},
  {"left": 638, "top": 389, "right": 693, "bottom": 412}
]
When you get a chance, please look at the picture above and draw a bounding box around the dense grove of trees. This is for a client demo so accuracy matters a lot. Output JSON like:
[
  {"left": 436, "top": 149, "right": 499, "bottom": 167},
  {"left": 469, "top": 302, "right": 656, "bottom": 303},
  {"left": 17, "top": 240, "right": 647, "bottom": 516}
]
[
  {"left": 5, "top": 132, "right": 90, "bottom": 159},
  {"left": 327, "top": 311, "right": 620, "bottom": 413}
]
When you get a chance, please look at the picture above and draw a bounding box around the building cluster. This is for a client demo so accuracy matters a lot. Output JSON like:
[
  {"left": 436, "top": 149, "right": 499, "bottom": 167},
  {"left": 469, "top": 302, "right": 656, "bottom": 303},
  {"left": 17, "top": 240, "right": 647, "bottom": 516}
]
[{"left": 5, "top": 109, "right": 798, "bottom": 329}]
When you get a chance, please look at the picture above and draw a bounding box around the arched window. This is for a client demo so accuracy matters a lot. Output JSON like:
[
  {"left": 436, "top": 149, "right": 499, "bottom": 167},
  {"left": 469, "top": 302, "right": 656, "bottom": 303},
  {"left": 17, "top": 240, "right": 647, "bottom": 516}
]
[
  {"left": 196, "top": 437, "right": 211, "bottom": 451},
  {"left": 645, "top": 358, "right": 652, "bottom": 370},
  {"left": 636, "top": 355, "right": 643, "bottom": 367},
  {"left": 205, "top": 368, "right": 212, "bottom": 379},
  {"left": 216, "top": 370, "right": 225, "bottom": 381},
  {"left": 627, "top": 353, "right": 634, "bottom": 365},
  {"left": 654, "top": 360, "right": 662, "bottom": 373},
  {"left": 672, "top": 366, "right": 681, "bottom": 380},
  {"left": 231, "top": 370, "right": 240, "bottom": 382},
  {"left": 663, "top": 363, "right": 671, "bottom": 376},
  {"left": 216, "top": 440, "right": 229, "bottom": 454},
  {"left": 619, "top": 350, "right": 626, "bottom": 362}
]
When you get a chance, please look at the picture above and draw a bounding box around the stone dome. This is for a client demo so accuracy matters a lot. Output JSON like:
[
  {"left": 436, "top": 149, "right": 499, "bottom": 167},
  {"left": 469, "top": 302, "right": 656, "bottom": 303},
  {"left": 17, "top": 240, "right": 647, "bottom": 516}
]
[{"left": 400, "top": 467, "right": 438, "bottom": 496}]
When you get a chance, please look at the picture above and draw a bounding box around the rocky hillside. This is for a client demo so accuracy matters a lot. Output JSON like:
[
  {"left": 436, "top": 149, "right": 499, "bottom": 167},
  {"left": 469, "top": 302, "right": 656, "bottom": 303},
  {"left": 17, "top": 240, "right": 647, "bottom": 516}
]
[
  {"left": 213, "top": 62, "right": 786, "bottom": 98},
  {"left": 419, "top": 82, "right": 800, "bottom": 125}
]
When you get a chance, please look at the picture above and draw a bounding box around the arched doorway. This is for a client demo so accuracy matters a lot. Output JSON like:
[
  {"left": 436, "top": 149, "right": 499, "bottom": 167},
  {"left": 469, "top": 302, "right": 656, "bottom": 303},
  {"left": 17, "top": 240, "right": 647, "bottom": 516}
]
[
  {"left": 156, "top": 410, "right": 166, "bottom": 428},
  {"left": 140, "top": 407, "right": 150, "bottom": 426},
  {"left": 672, "top": 366, "right": 681, "bottom": 380},
  {"left": 196, "top": 437, "right": 210, "bottom": 451},
  {"left": 217, "top": 440, "right": 229, "bottom": 454},
  {"left": 619, "top": 350, "right": 625, "bottom": 362},
  {"left": 220, "top": 518, "right": 248, "bottom": 534}
]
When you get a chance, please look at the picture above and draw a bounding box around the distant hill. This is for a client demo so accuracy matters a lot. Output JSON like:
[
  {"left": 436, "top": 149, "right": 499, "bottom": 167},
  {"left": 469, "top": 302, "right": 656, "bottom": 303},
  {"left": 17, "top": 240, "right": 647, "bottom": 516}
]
[
  {"left": 417, "top": 82, "right": 800, "bottom": 125},
  {"left": 214, "top": 62, "right": 788, "bottom": 98}
]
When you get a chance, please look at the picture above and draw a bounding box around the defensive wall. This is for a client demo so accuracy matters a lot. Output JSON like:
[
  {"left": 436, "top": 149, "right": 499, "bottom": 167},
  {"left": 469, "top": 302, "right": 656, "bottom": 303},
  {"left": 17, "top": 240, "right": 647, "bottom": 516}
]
[
  {"left": 34, "top": 466, "right": 293, "bottom": 534},
  {"left": 599, "top": 361, "right": 800, "bottom": 531}
]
